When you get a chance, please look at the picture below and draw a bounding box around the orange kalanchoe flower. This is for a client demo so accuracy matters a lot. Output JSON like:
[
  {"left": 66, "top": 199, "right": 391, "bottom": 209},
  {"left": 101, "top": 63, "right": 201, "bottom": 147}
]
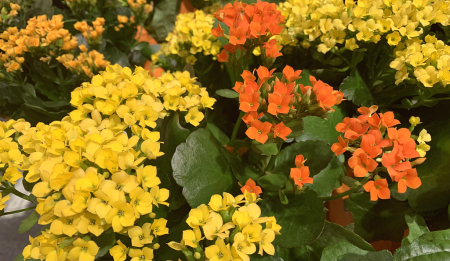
[
  {"left": 211, "top": 23, "right": 224, "bottom": 37},
  {"left": 273, "top": 122, "right": 292, "bottom": 140},
  {"left": 348, "top": 149, "right": 378, "bottom": 177},
  {"left": 395, "top": 169, "right": 422, "bottom": 193},
  {"left": 363, "top": 179, "right": 390, "bottom": 201},
  {"left": 241, "top": 178, "right": 262, "bottom": 195},
  {"left": 267, "top": 94, "right": 291, "bottom": 115},
  {"left": 331, "top": 136, "right": 349, "bottom": 156},
  {"left": 290, "top": 167, "right": 313, "bottom": 188},
  {"left": 295, "top": 154, "right": 307, "bottom": 168},
  {"left": 242, "top": 111, "right": 263, "bottom": 124},
  {"left": 246, "top": 120, "right": 272, "bottom": 144},
  {"left": 239, "top": 92, "right": 260, "bottom": 112},
  {"left": 217, "top": 50, "right": 229, "bottom": 63},
  {"left": 282, "top": 65, "right": 302, "bottom": 82}
]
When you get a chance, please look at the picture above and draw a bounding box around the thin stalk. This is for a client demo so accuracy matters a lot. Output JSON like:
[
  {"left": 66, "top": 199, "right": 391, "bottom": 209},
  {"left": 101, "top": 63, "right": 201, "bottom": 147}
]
[
  {"left": 319, "top": 176, "right": 370, "bottom": 201},
  {"left": 0, "top": 206, "right": 35, "bottom": 217},
  {"left": 11, "top": 189, "right": 31, "bottom": 202},
  {"left": 231, "top": 111, "right": 245, "bottom": 141}
]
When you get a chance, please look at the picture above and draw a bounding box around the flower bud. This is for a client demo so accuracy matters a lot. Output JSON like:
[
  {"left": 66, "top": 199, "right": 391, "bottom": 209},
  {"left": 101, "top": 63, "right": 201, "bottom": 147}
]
[
  {"left": 149, "top": 212, "right": 156, "bottom": 218},
  {"left": 194, "top": 252, "right": 201, "bottom": 259},
  {"left": 52, "top": 193, "right": 62, "bottom": 200},
  {"left": 153, "top": 243, "right": 160, "bottom": 249}
]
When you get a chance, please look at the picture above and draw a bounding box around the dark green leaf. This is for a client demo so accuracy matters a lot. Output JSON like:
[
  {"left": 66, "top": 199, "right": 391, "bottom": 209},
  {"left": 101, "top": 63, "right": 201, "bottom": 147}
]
[
  {"left": 207, "top": 123, "right": 230, "bottom": 146},
  {"left": 339, "top": 70, "right": 375, "bottom": 107},
  {"left": 216, "top": 89, "right": 239, "bottom": 99},
  {"left": 307, "top": 154, "right": 345, "bottom": 197},
  {"left": 252, "top": 140, "right": 280, "bottom": 155},
  {"left": 14, "top": 253, "right": 38, "bottom": 261},
  {"left": 257, "top": 174, "right": 287, "bottom": 191},
  {"left": 230, "top": 155, "right": 261, "bottom": 184},
  {"left": 345, "top": 192, "right": 413, "bottom": 242},
  {"left": 279, "top": 189, "right": 288, "bottom": 204},
  {"left": 141, "top": 44, "right": 161, "bottom": 60},
  {"left": 148, "top": 0, "right": 182, "bottom": 42},
  {"left": 394, "top": 229, "right": 450, "bottom": 261},
  {"left": 18, "top": 211, "right": 39, "bottom": 234},
  {"left": 401, "top": 213, "right": 430, "bottom": 246},
  {"left": 92, "top": 228, "right": 116, "bottom": 258},
  {"left": 259, "top": 189, "right": 325, "bottom": 248},
  {"left": 307, "top": 221, "right": 375, "bottom": 260},
  {"left": 25, "top": 0, "right": 52, "bottom": 20},
  {"left": 321, "top": 242, "right": 393, "bottom": 261},
  {"left": 104, "top": 44, "right": 131, "bottom": 67},
  {"left": 251, "top": 245, "right": 292, "bottom": 260},
  {"left": 22, "top": 83, "right": 36, "bottom": 97},
  {"left": 272, "top": 140, "right": 334, "bottom": 178},
  {"left": 172, "top": 128, "right": 239, "bottom": 207}
]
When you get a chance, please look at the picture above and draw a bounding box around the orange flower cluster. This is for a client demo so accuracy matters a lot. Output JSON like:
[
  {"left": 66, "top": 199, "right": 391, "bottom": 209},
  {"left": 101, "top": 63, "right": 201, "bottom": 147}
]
[
  {"left": 290, "top": 154, "right": 313, "bottom": 188},
  {"left": 74, "top": 17, "right": 105, "bottom": 47},
  {"left": 56, "top": 45, "right": 110, "bottom": 78},
  {"left": 234, "top": 65, "right": 344, "bottom": 144},
  {"left": 0, "top": 14, "right": 78, "bottom": 72},
  {"left": 212, "top": 1, "right": 284, "bottom": 63},
  {"left": 331, "top": 105, "right": 423, "bottom": 201}
]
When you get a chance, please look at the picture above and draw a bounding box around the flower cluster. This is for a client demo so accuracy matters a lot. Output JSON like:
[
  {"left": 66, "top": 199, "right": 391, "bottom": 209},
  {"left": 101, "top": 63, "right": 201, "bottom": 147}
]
[
  {"left": 0, "top": 119, "right": 27, "bottom": 186},
  {"left": 127, "top": 0, "right": 153, "bottom": 25},
  {"left": 0, "top": 2, "right": 21, "bottom": 31},
  {"left": 278, "top": 0, "right": 450, "bottom": 54},
  {"left": 331, "top": 106, "right": 429, "bottom": 200},
  {"left": 390, "top": 35, "right": 450, "bottom": 87},
  {"left": 152, "top": 10, "right": 222, "bottom": 66},
  {"left": 234, "top": 65, "right": 344, "bottom": 144},
  {"left": 74, "top": 17, "right": 105, "bottom": 47},
  {"left": 0, "top": 14, "right": 78, "bottom": 72},
  {"left": 168, "top": 191, "right": 281, "bottom": 260},
  {"left": 57, "top": 45, "right": 110, "bottom": 78},
  {"left": 290, "top": 154, "right": 313, "bottom": 189},
  {"left": 114, "top": 15, "right": 135, "bottom": 31},
  {"left": 213, "top": 1, "right": 285, "bottom": 64}
]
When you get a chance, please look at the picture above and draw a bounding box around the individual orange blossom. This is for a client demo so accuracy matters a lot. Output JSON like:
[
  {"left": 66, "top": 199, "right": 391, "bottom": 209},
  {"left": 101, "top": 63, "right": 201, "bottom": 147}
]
[
  {"left": 239, "top": 92, "right": 260, "bottom": 112},
  {"left": 282, "top": 65, "right": 302, "bottom": 82},
  {"left": 211, "top": 24, "right": 224, "bottom": 37},
  {"left": 242, "top": 112, "right": 263, "bottom": 124},
  {"left": 380, "top": 111, "right": 400, "bottom": 128},
  {"left": 241, "top": 70, "right": 256, "bottom": 81},
  {"left": 273, "top": 122, "right": 292, "bottom": 140},
  {"left": 229, "top": 26, "right": 248, "bottom": 45},
  {"left": 295, "top": 155, "right": 306, "bottom": 168},
  {"left": 241, "top": 178, "right": 262, "bottom": 195},
  {"left": 363, "top": 179, "right": 390, "bottom": 201},
  {"left": 348, "top": 149, "right": 378, "bottom": 177},
  {"left": 245, "top": 120, "right": 272, "bottom": 144},
  {"left": 244, "top": 79, "right": 260, "bottom": 94},
  {"left": 273, "top": 81, "right": 294, "bottom": 96},
  {"left": 395, "top": 169, "right": 422, "bottom": 193},
  {"left": 263, "top": 39, "right": 282, "bottom": 58},
  {"left": 256, "top": 66, "right": 275, "bottom": 83},
  {"left": 267, "top": 94, "right": 290, "bottom": 115},
  {"left": 290, "top": 167, "right": 313, "bottom": 188},
  {"left": 331, "top": 136, "right": 349, "bottom": 156},
  {"left": 217, "top": 50, "right": 228, "bottom": 63}
]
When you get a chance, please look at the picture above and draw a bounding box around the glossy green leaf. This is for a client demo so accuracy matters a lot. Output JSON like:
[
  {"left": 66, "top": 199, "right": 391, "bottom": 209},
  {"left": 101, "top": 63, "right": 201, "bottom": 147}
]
[
  {"left": 18, "top": 211, "right": 39, "bottom": 234},
  {"left": 172, "top": 128, "right": 239, "bottom": 207},
  {"left": 259, "top": 189, "right": 325, "bottom": 248},
  {"left": 252, "top": 140, "right": 280, "bottom": 155},
  {"left": 149, "top": 0, "right": 182, "bottom": 42},
  {"left": 345, "top": 192, "right": 413, "bottom": 242},
  {"left": 339, "top": 70, "right": 375, "bottom": 107},
  {"left": 216, "top": 89, "right": 239, "bottom": 99},
  {"left": 207, "top": 122, "right": 230, "bottom": 146},
  {"left": 394, "top": 229, "right": 450, "bottom": 261},
  {"left": 321, "top": 242, "right": 393, "bottom": 261},
  {"left": 307, "top": 154, "right": 345, "bottom": 197},
  {"left": 92, "top": 228, "right": 116, "bottom": 258},
  {"left": 230, "top": 155, "right": 261, "bottom": 184},
  {"left": 272, "top": 140, "right": 334, "bottom": 178},
  {"left": 401, "top": 213, "right": 430, "bottom": 246},
  {"left": 257, "top": 174, "right": 287, "bottom": 191},
  {"left": 307, "top": 221, "right": 375, "bottom": 261}
]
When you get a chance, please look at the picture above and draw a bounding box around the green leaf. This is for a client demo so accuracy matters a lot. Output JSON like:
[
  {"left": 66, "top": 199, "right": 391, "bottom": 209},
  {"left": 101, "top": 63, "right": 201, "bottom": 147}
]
[
  {"left": 339, "top": 70, "right": 375, "bottom": 107},
  {"left": 252, "top": 140, "right": 280, "bottom": 155},
  {"left": 22, "top": 83, "right": 36, "bottom": 97},
  {"left": 216, "top": 89, "right": 239, "bottom": 99},
  {"left": 172, "top": 128, "right": 239, "bottom": 207},
  {"left": 251, "top": 245, "right": 293, "bottom": 260},
  {"left": 141, "top": 44, "right": 161, "bottom": 60},
  {"left": 104, "top": 44, "right": 131, "bottom": 67},
  {"left": 14, "top": 253, "right": 38, "bottom": 261},
  {"left": 307, "top": 154, "right": 345, "bottom": 197},
  {"left": 207, "top": 123, "right": 230, "bottom": 146},
  {"left": 345, "top": 192, "right": 413, "bottom": 242},
  {"left": 148, "top": 0, "right": 182, "bottom": 42},
  {"left": 272, "top": 140, "right": 334, "bottom": 178},
  {"left": 25, "top": 0, "right": 52, "bottom": 20},
  {"left": 401, "top": 213, "right": 430, "bottom": 246},
  {"left": 18, "top": 211, "right": 39, "bottom": 234},
  {"left": 295, "top": 102, "right": 351, "bottom": 144},
  {"left": 321, "top": 242, "right": 393, "bottom": 261},
  {"left": 259, "top": 189, "right": 325, "bottom": 248},
  {"left": 230, "top": 155, "right": 261, "bottom": 184},
  {"left": 307, "top": 221, "right": 375, "bottom": 260},
  {"left": 58, "top": 237, "right": 76, "bottom": 249},
  {"left": 92, "top": 228, "right": 116, "bottom": 258},
  {"left": 394, "top": 229, "right": 450, "bottom": 261},
  {"left": 257, "top": 174, "right": 287, "bottom": 191}
]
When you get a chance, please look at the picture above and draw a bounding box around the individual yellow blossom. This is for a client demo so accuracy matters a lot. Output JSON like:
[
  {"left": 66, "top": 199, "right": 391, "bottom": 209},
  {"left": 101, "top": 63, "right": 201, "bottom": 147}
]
[
  {"left": 258, "top": 229, "right": 276, "bottom": 256},
  {"left": 0, "top": 194, "right": 10, "bottom": 211},
  {"left": 77, "top": 212, "right": 105, "bottom": 236},
  {"left": 128, "top": 224, "right": 154, "bottom": 247},
  {"left": 2, "top": 166, "right": 22, "bottom": 184},
  {"left": 150, "top": 186, "right": 169, "bottom": 207},
  {"left": 409, "top": 117, "right": 422, "bottom": 126},
  {"left": 137, "top": 165, "right": 161, "bottom": 190},
  {"left": 203, "top": 212, "right": 235, "bottom": 240},
  {"left": 417, "top": 129, "right": 431, "bottom": 144},
  {"left": 186, "top": 204, "right": 210, "bottom": 228},
  {"left": 182, "top": 228, "right": 203, "bottom": 248},
  {"left": 50, "top": 215, "right": 81, "bottom": 236},
  {"left": 130, "top": 187, "right": 153, "bottom": 217},
  {"left": 129, "top": 247, "right": 154, "bottom": 261},
  {"left": 185, "top": 107, "right": 205, "bottom": 127},
  {"left": 265, "top": 217, "right": 282, "bottom": 235},
  {"left": 232, "top": 232, "right": 256, "bottom": 261},
  {"left": 104, "top": 201, "right": 136, "bottom": 232},
  {"left": 151, "top": 218, "right": 169, "bottom": 236},
  {"left": 205, "top": 238, "right": 232, "bottom": 261},
  {"left": 416, "top": 143, "right": 431, "bottom": 157},
  {"left": 109, "top": 240, "right": 128, "bottom": 261},
  {"left": 67, "top": 238, "right": 100, "bottom": 261}
]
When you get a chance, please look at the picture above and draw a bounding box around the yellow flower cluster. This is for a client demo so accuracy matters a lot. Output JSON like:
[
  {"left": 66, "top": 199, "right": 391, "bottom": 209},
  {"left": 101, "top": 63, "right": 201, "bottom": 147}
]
[
  {"left": 57, "top": 44, "right": 110, "bottom": 78},
  {"left": 390, "top": 35, "right": 450, "bottom": 87},
  {"left": 278, "top": 0, "right": 450, "bottom": 54},
  {"left": 126, "top": 0, "right": 153, "bottom": 25},
  {"left": 114, "top": 15, "right": 135, "bottom": 32},
  {"left": 152, "top": 10, "right": 222, "bottom": 66},
  {"left": 0, "top": 14, "right": 78, "bottom": 72},
  {"left": 0, "top": 64, "right": 214, "bottom": 260},
  {"left": 168, "top": 192, "right": 281, "bottom": 260},
  {"left": 74, "top": 17, "right": 105, "bottom": 47}
]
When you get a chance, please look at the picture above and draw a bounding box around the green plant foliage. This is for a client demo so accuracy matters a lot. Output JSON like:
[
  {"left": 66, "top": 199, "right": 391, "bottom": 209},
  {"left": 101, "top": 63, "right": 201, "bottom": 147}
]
[
  {"left": 339, "top": 70, "right": 375, "bottom": 107},
  {"left": 321, "top": 241, "right": 393, "bottom": 261},
  {"left": 18, "top": 211, "right": 39, "bottom": 234}
]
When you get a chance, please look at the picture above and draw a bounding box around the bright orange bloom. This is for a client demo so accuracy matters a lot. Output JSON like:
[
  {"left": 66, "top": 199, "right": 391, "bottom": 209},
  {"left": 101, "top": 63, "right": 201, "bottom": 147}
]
[
  {"left": 273, "top": 81, "right": 294, "bottom": 96},
  {"left": 381, "top": 149, "right": 413, "bottom": 180},
  {"left": 263, "top": 39, "right": 282, "bottom": 58},
  {"left": 241, "top": 70, "right": 256, "bottom": 81},
  {"left": 217, "top": 49, "right": 228, "bottom": 63},
  {"left": 267, "top": 94, "right": 291, "bottom": 115},
  {"left": 282, "top": 65, "right": 302, "bottom": 82},
  {"left": 360, "top": 133, "right": 391, "bottom": 158},
  {"left": 290, "top": 167, "right": 313, "bottom": 188},
  {"left": 241, "top": 178, "right": 262, "bottom": 195},
  {"left": 229, "top": 26, "right": 248, "bottom": 45},
  {"left": 336, "top": 117, "right": 370, "bottom": 140},
  {"left": 381, "top": 111, "right": 400, "bottom": 128},
  {"left": 242, "top": 111, "right": 264, "bottom": 124},
  {"left": 331, "top": 136, "right": 349, "bottom": 156},
  {"left": 244, "top": 79, "right": 260, "bottom": 94},
  {"left": 256, "top": 66, "right": 275, "bottom": 83},
  {"left": 273, "top": 122, "right": 292, "bottom": 140},
  {"left": 395, "top": 169, "right": 422, "bottom": 193},
  {"left": 239, "top": 92, "right": 260, "bottom": 112},
  {"left": 348, "top": 149, "right": 378, "bottom": 177},
  {"left": 363, "top": 179, "right": 390, "bottom": 201},
  {"left": 211, "top": 23, "right": 224, "bottom": 37},
  {"left": 233, "top": 82, "right": 245, "bottom": 93},
  {"left": 295, "top": 154, "right": 306, "bottom": 168},
  {"left": 245, "top": 120, "right": 272, "bottom": 144},
  {"left": 313, "top": 81, "right": 344, "bottom": 111},
  {"left": 358, "top": 105, "right": 379, "bottom": 116}
]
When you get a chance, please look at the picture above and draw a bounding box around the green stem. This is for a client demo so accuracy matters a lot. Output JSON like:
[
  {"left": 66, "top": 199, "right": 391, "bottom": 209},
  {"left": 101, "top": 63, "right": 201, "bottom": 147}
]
[
  {"left": 266, "top": 155, "right": 277, "bottom": 172},
  {"left": 427, "top": 97, "right": 450, "bottom": 101},
  {"left": 231, "top": 111, "right": 245, "bottom": 141},
  {"left": 11, "top": 189, "right": 31, "bottom": 202},
  {"left": 0, "top": 206, "right": 35, "bottom": 217},
  {"left": 319, "top": 176, "right": 370, "bottom": 201}
]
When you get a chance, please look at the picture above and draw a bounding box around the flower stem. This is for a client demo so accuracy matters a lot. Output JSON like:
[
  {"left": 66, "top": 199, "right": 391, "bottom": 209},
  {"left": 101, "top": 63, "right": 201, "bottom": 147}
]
[
  {"left": 11, "top": 189, "right": 31, "bottom": 202},
  {"left": 0, "top": 206, "right": 35, "bottom": 217},
  {"left": 231, "top": 111, "right": 245, "bottom": 141},
  {"left": 319, "top": 176, "right": 370, "bottom": 201}
]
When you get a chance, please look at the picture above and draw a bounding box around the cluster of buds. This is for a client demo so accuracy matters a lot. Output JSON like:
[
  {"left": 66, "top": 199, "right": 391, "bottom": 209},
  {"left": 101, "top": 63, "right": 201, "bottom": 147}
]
[
  {"left": 331, "top": 106, "right": 429, "bottom": 200},
  {"left": 212, "top": 1, "right": 285, "bottom": 66},
  {"left": 74, "top": 17, "right": 105, "bottom": 48},
  {"left": 56, "top": 44, "right": 110, "bottom": 78},
  {"left": 290, "top": 154, "right": 313, "bottom": 189},
  {"left": 114, "top": 15, "right": 135, "bottom": 31},
  {"left": 234, "top": 65, "right": 344, "bottom": 144},
  {"left": 127, "top": 0, "right": 152, "bottom": 26},
  {"left": 168, "top": 191, "right": 281, "bottom": 260},
  {"left": 0, "top": 3, "right": 21, "bottom": 31}
]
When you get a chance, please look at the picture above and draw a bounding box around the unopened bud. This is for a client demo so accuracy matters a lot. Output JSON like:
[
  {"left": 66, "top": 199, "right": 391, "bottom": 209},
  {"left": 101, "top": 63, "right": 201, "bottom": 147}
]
[
  {"left": 411, "top": 157, "right": 426, "bottom": 167},
  {"left": 194, "top": 252, "right": 201, "bottom": 259},
  {"left": 153, "top": 243, "right": 160, "bottom": 249},
  {"left": 149, "top": 213, "right": 156, "bottom": 218},
  {"left": 374, "top": 174, "right": 381, "bottom": 180},
  {"left": 102, "top": 172, "right": 110, "bottom": 179},
  {"left": 52, "top": 192, "right": 62, "bottom": 200}
]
